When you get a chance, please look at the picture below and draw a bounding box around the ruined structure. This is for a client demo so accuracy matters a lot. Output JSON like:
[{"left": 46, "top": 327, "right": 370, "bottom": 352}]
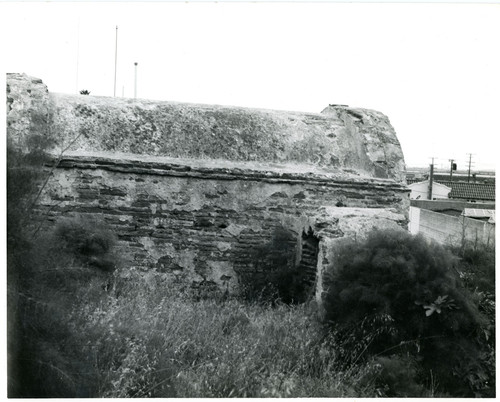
[{"left": 7, "top": 73, "right": 410, "bottom": 301}]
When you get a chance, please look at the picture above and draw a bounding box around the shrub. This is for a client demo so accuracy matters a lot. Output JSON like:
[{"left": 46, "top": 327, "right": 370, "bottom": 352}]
[
  {"left": 7, "top": 114, "right": 119, "bottom": 396},
  {"left": 8, "top": 213, "right": 119, "bottom": 397},
  {"left": 452, "top": 243, "right": 495, "bottom": 345},
  {"left": 7, "top": 134, "right": 56, "bottom": 397},
  {"left": 322, "top": 228, "right": 493, "bottom": 397},
  {"left": 366, "top": 355, "right": 432, "bottom": 397},
  {"left": 451, "top": 243, "right": 495, "bottom": 397},
  {"left": 455, "top": 243, "right": 495, "bottom": 294},
  {"left": 7, "top": 136, "right": 53, "bottom": 265},
  {"left": 239, "top": 227, "right": 312, "bottom": 304},
  {"left": 52, "top": 215, "right": 118, "bottom": 272}
]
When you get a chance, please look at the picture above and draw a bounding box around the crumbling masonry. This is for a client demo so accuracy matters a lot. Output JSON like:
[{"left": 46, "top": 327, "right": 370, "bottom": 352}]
[{"left": 6, "top": 73, "right": 410, "bottom": 301}]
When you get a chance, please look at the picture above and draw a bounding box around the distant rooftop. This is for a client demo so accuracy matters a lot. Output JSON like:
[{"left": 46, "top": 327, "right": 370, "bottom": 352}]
[
  {"left": 407, "top": 179, "right": 495, "bottom": 201},
  {"left": 436, "top": 181, "right": 495, "bottom": 202},
  {"left": 462, "top": 208, "right": 495, "bottom": 223}
]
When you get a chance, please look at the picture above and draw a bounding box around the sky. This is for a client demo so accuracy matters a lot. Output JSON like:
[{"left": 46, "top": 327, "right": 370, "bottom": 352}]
[{"left": 1, "top": 1, "right": 499, "bottom": 171}]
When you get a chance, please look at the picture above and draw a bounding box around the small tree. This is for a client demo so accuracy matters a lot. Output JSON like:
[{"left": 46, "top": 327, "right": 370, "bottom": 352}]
[
  {"left": 322, "top": 228, "right": 493, "bottom": 397},
  {"left": 7, "top": 114, "right": 100, "bottom": 396}
]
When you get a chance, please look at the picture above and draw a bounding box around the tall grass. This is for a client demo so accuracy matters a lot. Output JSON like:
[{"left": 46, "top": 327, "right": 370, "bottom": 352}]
[
  {"left": 8, "top": 207, "right": 377, "bottom": 397},
  {"left": 52, "top": 268, "right": 377, "bottom": 397},
  {"left": 10, "top": 215, "right": 494, "bottom": 397},
  {"left": 12, "top": 221, "right": 494, "bottom": 397}
]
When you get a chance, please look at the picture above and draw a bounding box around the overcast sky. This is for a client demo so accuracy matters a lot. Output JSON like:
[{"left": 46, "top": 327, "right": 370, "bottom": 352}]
[{"left": 2, "top": 2, "right": 499, "bottom": 171}]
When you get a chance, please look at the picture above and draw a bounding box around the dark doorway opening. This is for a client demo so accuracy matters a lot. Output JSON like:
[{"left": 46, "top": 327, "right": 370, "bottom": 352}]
[{"left": 298, "top": 228, "right": 319, "bottom": 292}]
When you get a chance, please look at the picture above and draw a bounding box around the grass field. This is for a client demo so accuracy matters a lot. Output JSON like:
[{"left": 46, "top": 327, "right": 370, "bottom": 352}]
[{"left": 10, "top": 265, "right": 385, "bottom": 397}]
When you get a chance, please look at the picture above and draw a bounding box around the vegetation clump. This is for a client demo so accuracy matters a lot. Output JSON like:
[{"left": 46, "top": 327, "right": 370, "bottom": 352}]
[
  {"left": 53, "top": 215, "right": 118, "bottom": 272},
  {"left": 322, "top": 228, "right": 495, "bottom": 397}
]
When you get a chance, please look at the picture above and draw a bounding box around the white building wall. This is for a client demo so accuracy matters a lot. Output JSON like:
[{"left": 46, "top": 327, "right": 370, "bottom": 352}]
[
  {"left": 409, "top": 181, "right": 451, "bottom": 200},
  {"left": 409, "top": 206, "right": 420, "bottom": 235}
]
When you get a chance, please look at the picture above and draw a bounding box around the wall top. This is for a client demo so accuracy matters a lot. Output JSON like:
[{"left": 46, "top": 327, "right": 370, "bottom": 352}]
[{"left": 7, "top": 73, "right": 406, "bottom": 181}]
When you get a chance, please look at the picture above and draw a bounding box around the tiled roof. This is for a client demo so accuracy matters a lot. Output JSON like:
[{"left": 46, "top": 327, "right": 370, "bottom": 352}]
[{"left": 435, "top": 181, "right": 495, "bottom": 201}]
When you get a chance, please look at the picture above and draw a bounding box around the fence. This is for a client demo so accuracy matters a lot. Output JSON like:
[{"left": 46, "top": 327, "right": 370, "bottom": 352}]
[{"left": 409, "top": 206, "right": 495, "bottom": 248}]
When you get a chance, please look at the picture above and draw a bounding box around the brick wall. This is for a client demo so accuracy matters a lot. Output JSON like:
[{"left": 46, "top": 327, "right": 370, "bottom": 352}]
[{"left": 36, "top": 154, "right": 409, "bottom": 297}]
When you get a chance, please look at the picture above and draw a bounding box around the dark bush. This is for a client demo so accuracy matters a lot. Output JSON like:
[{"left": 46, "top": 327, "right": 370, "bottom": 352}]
[
  {"left": 454, "top": 244, "right": 495, "bottom": 293},
  {"left": 8, "top": 213, "right": 118, "bottom": 396},
  {"left": 323, "top": 228, "right": 493, "bottom": 397},
  {"left": 370, "top": 355, "right": 430, "bottom": 397},
  {"left": 451, "top": 243, "right": 495, "bottom": 396},
  {"left": 7, "top": 136, "right": 53, "bottom": 249},
  {"left": 452, "top": 243, "right": 495, "bottom": 344},
  {"left": 7, "top": 120, "right": 116, "bottom": 397},
  {"left": 239, "top": 227, "right": 312, "bottom": 304},
  {"left": 7, "top": 135, "right": 56, "bottom": 397},
  {"left": 52, "top": 215, "right": 118, "bottom": 272}
]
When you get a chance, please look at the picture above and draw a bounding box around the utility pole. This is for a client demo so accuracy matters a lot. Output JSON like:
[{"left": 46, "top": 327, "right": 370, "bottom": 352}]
[
  {"left": 449, "top": 159, "right": 456, "bottom": 182},
  {"left": 114, "top": 26, "right": 118, "bottom": 97},
  {"left": 428, "top": 157, "right": 435, "bottom": 200},
  {"left": 466, "top": 153, "right": 474, "bottom": 183},
  {"left": 134, "top": 62, "right": 138, "bottom": 99},
  {"left": 75, "top": 17, "right": 80, "bottom": 94}
]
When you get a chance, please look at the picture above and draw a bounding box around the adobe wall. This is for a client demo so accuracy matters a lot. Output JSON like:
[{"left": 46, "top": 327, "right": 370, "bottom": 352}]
[
  {"left": 7, "top": 73, "right": 406, "bottom": 181},
  {"left": 7, "top": 73, "right": 410, "bottom": 301}
]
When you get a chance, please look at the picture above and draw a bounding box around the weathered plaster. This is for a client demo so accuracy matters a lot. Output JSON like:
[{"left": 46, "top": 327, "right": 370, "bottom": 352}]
[{"left": 7, "top": 73, "right": 410, "bottom": 302}]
